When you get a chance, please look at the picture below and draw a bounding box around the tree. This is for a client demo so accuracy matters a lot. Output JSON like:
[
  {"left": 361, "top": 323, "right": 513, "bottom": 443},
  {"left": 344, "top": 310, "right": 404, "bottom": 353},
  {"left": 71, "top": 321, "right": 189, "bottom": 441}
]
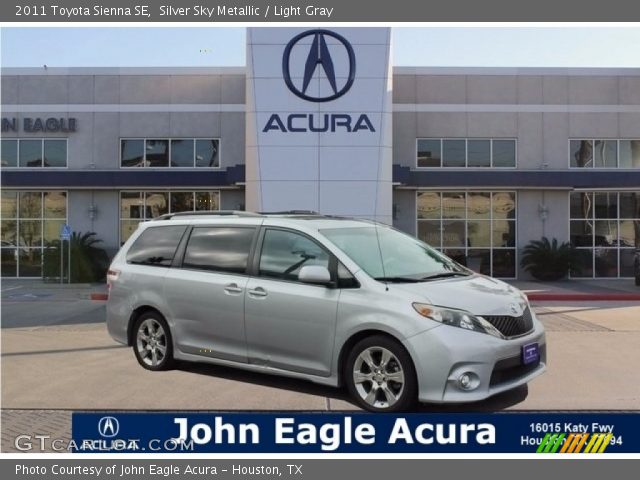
[{"left": 43, "top": 231, "right": 110, "bottom": 283}]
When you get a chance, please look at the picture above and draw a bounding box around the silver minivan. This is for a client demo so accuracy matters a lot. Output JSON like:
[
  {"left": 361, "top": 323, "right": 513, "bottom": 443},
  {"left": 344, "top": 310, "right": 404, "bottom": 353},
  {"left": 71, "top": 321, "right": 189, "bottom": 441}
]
[{"left": 106, "top": 211, "right": 546, "bottom": 412}]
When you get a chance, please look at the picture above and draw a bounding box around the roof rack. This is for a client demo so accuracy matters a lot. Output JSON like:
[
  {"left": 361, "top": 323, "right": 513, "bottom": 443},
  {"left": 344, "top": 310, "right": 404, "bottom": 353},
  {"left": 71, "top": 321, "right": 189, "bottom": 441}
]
[
  {"left": 258, "top": 210, "right": 321, "bottom": 216},
  {"left": 153, "top": 210, "right": 262, "bottom": 221}
]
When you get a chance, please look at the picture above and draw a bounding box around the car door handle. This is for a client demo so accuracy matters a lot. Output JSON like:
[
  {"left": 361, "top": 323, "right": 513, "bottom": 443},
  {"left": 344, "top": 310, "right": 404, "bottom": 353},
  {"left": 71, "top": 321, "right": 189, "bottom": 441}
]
[
  {"left": 224, "top": 283, "right": 243, "bottom": 295},
  {"left": 248, "top": 287, "right": 268, "bottom": 298}
]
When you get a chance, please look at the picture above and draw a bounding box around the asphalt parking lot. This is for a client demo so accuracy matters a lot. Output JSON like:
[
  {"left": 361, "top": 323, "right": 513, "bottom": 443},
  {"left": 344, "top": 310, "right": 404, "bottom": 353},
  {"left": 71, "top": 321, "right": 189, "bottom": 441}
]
[{"left": 1, "top": 280, "right": 640, "bottom": 412}]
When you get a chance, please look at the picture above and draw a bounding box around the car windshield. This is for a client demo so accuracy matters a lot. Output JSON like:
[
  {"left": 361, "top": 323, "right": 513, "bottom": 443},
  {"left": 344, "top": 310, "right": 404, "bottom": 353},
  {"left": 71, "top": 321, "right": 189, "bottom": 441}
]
[{"left": 321, "top": 226, "right": 469, "bottom": 281}]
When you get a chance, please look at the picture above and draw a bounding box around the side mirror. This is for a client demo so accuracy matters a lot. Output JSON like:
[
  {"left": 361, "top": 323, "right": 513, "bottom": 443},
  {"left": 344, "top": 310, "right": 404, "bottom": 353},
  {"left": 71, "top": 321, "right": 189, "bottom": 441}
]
[{"left": 298, "top": 265, "right": 332, "bottom": 285}]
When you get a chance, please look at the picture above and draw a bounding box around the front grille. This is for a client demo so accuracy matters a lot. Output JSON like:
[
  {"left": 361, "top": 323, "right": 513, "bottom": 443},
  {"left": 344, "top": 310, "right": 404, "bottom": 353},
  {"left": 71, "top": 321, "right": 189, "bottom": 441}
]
[
  {"left": 489, "top": 344, "right": 546, "bottom": 387},
  {"left": 481, "top": 306, "right": 534, "bottom": 338}
]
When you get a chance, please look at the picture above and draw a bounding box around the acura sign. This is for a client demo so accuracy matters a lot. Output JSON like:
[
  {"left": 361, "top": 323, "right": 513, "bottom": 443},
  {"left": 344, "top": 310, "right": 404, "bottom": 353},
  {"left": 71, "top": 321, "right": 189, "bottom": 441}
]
[
  {"left": 282, "top": 29, "right": 356, "bottom": 102},
  {"left": 246, "top": 27, "right": 393, "bottom": 221},
  {"left": 263, "top": 29, "right": 374, "bottom": 133}
]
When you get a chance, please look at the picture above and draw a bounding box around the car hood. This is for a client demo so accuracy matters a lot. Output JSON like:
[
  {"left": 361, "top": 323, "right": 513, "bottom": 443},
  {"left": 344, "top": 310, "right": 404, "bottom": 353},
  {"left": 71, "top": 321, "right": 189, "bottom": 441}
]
[{"left": 390, "top": 274, "right": 528, "bottom": 317}]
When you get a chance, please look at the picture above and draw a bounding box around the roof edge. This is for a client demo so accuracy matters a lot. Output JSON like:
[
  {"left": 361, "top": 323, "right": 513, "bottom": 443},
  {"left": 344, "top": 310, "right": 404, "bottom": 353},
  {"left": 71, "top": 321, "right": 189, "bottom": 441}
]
[
  {"left": 393, "top": 66, "right": 640, "bottom": 76},
  {"left": 3, "top": 66, "right": 640, "bottom": 76},
  {"left": 0, "top": 66, "right": 247, "bottom": 76}
]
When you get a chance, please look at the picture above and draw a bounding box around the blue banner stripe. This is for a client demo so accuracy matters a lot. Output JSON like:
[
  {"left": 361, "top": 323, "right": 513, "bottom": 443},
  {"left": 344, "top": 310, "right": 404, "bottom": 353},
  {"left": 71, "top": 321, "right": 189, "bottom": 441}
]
[{"left": 71, "top": 412, "right": 639, "bottom": 454}]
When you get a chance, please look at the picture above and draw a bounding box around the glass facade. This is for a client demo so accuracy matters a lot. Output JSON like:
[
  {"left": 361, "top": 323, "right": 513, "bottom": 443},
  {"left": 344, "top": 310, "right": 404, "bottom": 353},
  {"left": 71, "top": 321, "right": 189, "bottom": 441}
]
[
  {"left": 1, "top": 139, "right": 67, "bottom": 167},
  {"left": 417, "top": 139, "right": 516, "bottom": 168},
  {"left": 570, "top": 191, "right": 640, "bottom": 278},
  {"left": 0, "top": 191, "right": 67, "bottom": 277},
  {"left": 570, "top": 139, "right": 640, "bottom": 168},
  {"left": 416, "top": 191, "right": 517, "bottom": 278},
  {"left": 120, "top": 139, "right": 220, "bottom": 168},
  {"left": 119, "top": 190, "right": 221, "bottom": 243}
]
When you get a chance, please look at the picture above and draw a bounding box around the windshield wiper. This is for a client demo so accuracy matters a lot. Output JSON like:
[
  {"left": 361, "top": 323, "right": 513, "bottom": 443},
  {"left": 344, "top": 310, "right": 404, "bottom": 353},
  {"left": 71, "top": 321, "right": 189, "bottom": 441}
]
[
  {"left": 420, "top": 271, "right": 471, "bottom": 281},
  {"left": 374, "top": 276, "right": 423, "bottom": 283}
]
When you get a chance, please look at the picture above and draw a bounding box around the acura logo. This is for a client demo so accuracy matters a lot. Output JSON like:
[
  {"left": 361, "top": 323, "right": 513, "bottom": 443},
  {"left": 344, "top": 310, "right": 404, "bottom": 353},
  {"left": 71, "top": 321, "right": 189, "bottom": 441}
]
[
  {"left": 98, "top": 416, "right": 119, "bottom": 438},
  {"left": 282, "top": 29, "right": 356, "bottom": 102}
]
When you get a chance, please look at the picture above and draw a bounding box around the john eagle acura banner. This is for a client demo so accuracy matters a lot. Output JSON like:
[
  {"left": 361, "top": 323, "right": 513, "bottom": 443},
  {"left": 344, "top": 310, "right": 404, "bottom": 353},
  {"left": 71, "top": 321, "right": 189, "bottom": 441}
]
[{"left": 71, "top": 412, "right": 640, "bottom": 453}]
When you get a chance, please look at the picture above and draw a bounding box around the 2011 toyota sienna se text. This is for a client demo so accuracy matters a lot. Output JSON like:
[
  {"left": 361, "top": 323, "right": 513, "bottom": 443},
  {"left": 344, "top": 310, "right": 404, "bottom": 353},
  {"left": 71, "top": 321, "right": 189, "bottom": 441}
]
[{"left": 106, "top": 211, "right": 546, "bottom": 412}]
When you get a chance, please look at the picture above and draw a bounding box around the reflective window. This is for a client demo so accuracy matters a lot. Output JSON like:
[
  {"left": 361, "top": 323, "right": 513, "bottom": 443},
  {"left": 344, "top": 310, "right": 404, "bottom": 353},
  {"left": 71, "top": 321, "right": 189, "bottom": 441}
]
[
  {"left": 0, "top": 191, "right": 67, "bottom": 278},
  {"left": 195, "top": 139, "right": 220, "bottom": 168},
  {"left": 19, "top": 140, "right": 43, "bottom": 167},
  {"left": 619, "top": 140, "right": 640, "bottom": 168},
  {"left": 119, "top": 191, "right": 220, "bottom": 243},
  {"left": 569, "top": 191, "right": 640, "bottom": 278},
  {"left": 19, "top": 192, "right": 42, "bottom": 218},
  {"left": 570, "top": 139, "right": 640, "bottom": 168},
  {"left": 121, "top": 139, "right": 145, "bottom": 167},
  {"left": 442, "top": 140, "right": 466, "bottom": 167},
  {"left": 570, "top": 140, "right": 593, "bottom": 168},
  {"left": 195, "top": 192, "right": 218, "bottom": 211},
  {"left": 44, "top": 191, "right": 67, "bottom": 219},
  {"left": 259, "top": 229, "right": 330, "bottom": 282},
  {"left": 126, "top": 226, "right": 186, "bottom": 267},
  {"left": 1, "top": 191, "right": 17, "bottom": 218},
  {"left": 416, "top": 138, "right": 516, "bottom": 168},
  {"left": 183, "top": 227, "right": 255, "bottom": 274},
  {"left": 170, "top": 192, "right": 194, "bottom": 213},
  {"left": 1, "top": 139, "right": 67, "bottom": 168},
  {"left": 145, "top": 192, "right": 169, "bottom": 218},
  {"left": 417, "top": 139, "right": 441, "bottom": 167},
  {"left": 170, "top": 139, "right": 194, "bottom": 167},
  {"left": 467, "top": 140, "right": 490, "bottom": 167},
  {"left": 43, "top": 140, "right": 67, "bottom": 167},
  {"left": 145, "top": 140, "right": 169, "bottom": 167},
  {"left": 594, "top": 140, "right": 617, "bottom": 168},
  {"left": 121, "top": 138, "right": 220, "bottom": 168},
  {"left": 416, "top": 191, "right": 517, "bottom": 278},
  {"left": 493, "top": 140, "right": 517, "bottom": 168},
  {"left": 417, "top": 192, "right": 441, "bottom": 219},
  {"left": 1, "top": 140, "right": 18, "bottom": 167}
]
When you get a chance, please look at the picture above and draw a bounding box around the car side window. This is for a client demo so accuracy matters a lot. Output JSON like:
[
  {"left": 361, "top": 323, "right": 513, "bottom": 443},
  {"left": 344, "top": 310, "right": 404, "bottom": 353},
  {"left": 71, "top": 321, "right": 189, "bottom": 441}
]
[
  {"left": 337, "top": 262, "right": 359, "bottom": 288},
  {"left": 182, "top": 227, "right": 255, "bottom": 274},
  {"left": 259, "top": 229, "right": 330, "bottom": 282},
  {"left": 126, "top": 226, "right": 186, "bottom": 267}
]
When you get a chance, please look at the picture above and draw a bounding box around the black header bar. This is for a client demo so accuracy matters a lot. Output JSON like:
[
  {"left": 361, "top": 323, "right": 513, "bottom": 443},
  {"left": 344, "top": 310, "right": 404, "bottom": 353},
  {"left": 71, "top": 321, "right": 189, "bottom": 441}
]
[{"left": 2, "top": 0, "right": 640, "bottom": 23}]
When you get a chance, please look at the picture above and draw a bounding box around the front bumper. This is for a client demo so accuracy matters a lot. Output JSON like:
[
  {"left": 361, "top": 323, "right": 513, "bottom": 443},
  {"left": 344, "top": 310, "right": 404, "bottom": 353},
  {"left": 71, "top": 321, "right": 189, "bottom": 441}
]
[{"left": 404, "top": 316, "right": 546, "bottom": 403}]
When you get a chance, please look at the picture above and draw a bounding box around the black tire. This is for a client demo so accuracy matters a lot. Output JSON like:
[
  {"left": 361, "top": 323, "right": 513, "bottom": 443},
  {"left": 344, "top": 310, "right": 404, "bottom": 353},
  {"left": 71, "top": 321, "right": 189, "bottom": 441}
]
[
  {"left": 344, "top": 335, "right": 417, "bottom": 412},
  {"left": 132, "top": 311, "right": 175, "bottom": 371}
]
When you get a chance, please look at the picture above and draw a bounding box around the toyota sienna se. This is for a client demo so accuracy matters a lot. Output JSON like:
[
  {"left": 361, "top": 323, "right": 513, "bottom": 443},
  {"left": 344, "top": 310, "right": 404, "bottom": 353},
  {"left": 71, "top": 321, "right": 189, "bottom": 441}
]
[{"left": 106, "top": 211, "right": 546, "bottom": 412}]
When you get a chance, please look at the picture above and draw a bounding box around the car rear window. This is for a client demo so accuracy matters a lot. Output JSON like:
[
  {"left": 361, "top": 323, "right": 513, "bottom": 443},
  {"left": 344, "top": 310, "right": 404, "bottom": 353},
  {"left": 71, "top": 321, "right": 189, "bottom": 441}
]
[
  {"left": 182, "top": 227, "right": 255, "bottom": 274},
  {"left": 126, "top": 226, "right": 187, "bottom": 267}
]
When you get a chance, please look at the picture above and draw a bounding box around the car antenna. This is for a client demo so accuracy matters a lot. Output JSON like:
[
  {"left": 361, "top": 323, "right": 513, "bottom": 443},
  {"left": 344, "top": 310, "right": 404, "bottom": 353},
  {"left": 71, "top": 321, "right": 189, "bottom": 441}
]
[{"left": 373, "top": 221, "right": 389, "bottom": 292}]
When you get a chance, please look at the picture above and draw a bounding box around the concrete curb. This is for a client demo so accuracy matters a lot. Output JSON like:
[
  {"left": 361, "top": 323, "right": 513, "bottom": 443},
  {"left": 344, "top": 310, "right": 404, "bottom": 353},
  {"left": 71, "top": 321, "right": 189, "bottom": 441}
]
[{"left": 526, "top": 293, "right": 640, "bottom": 301}]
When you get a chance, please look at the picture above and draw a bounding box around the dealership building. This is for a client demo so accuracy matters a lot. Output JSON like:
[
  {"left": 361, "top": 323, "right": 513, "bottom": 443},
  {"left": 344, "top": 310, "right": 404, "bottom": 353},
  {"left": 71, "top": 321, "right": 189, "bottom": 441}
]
[{"left": 1, "top": 27, "right": 639, "bottom": 279}]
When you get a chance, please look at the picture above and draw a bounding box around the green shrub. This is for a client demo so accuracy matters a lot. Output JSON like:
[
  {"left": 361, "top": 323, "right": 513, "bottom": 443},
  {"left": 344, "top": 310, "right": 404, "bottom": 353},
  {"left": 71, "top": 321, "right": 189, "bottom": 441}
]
[
  {"left": 43, "top": 231, "right": 110, "bottom": 283},
  {"left": 520, "top": 237, "right": 577, "bottom": 281}
]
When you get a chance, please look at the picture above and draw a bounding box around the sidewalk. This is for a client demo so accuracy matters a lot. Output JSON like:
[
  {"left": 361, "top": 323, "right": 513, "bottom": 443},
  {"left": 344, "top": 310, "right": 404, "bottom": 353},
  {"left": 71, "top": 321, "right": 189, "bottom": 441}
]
[{"left": 508, "top": 279, "right": 640, "bottom": 301}]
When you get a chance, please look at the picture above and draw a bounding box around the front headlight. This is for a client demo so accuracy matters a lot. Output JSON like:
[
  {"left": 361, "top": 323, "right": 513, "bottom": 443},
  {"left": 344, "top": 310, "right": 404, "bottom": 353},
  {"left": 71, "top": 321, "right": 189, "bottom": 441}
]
[{"left": 412, "top": 303, "right": 504, "bottom": 339}]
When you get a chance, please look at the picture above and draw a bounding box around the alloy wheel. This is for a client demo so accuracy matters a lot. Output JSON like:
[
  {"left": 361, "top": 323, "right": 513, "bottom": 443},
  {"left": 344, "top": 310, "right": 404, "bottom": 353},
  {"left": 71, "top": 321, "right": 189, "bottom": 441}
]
[
  {"left": 352, "top": 346, "right": 405, "bottom": 409},
  {"left": 136, "top": 318, "right": 167, "bottom": 367}
]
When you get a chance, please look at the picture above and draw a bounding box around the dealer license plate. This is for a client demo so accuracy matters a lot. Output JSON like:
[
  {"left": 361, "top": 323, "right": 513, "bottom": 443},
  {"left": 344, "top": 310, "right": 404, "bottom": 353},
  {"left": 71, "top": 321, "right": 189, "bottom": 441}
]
[{"left": 522, "top": 342, "right": 540, "bottom": 365}]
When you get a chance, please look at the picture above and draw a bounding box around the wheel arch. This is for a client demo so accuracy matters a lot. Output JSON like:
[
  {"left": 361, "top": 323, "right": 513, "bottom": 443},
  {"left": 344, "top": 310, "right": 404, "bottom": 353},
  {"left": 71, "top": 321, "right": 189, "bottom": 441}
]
[
  {"left": 336, "top": 329, "right": 415, "bottom": 387},
  {"left": 127, "top": 305, "right": 166, "bottom": 346}
]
